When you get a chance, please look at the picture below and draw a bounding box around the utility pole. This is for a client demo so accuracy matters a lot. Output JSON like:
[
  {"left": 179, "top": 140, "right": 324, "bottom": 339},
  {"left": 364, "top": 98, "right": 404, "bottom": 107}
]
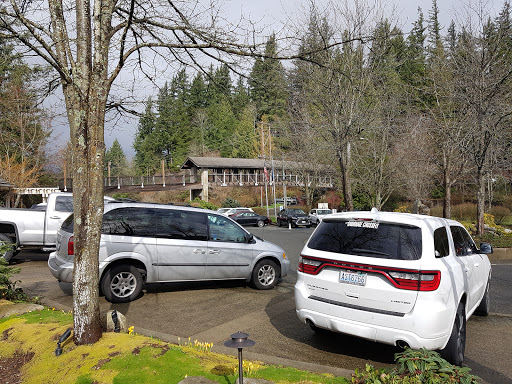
[{"left": 260, "top": 122, "right": 276, "bottom": 218}]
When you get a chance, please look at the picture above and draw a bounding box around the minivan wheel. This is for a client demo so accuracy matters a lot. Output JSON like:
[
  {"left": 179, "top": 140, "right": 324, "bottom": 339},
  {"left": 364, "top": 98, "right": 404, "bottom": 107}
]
[
  {"left": 440, "top": 303, "right": 466, "bottom": 366},
  {"left": 0, "top": 234, "right": 15, "bottom": 262},
  {"left": 475, "top": 279, "right": 490, "bottom": 316},
  {"left": 251, "top": 259, "right": 279, "bottom": 290},
  {"left": 257, "top": 220, "right": 265, "bottom": 227},
  {"left": 102, "top": 264, "right": 143, "bottom": 303}
]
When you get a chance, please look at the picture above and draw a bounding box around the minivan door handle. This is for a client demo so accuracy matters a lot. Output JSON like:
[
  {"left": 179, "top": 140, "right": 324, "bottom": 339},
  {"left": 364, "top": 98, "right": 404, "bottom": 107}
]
[
  {"left": 209, "top": 249, "right": 221, "bottom": 254},
  {"left": 193, "top": 249, "right": 206, "bottom": 254}
]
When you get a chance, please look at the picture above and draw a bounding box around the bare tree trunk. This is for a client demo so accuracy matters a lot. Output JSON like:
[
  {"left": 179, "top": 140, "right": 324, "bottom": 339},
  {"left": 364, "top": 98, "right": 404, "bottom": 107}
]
[
  {"left": 476, "top": 167, "right": 485, "bottom": 236},
  {"left": 338, "top": 141, "right": 353, "bottom": 211}
]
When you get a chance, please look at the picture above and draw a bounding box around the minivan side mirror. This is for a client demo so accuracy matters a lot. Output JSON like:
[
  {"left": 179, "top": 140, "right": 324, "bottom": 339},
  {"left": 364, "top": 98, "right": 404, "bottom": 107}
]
[{"left": 479, "top": 242, "right": 493, "bottom": 254}]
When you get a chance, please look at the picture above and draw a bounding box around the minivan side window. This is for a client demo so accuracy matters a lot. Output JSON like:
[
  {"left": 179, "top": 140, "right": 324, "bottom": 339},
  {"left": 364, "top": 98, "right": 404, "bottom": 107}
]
[
  {"left": 208, "top": 214, "right": 247, "bottom": 243},
  {"left": 157, "top": 209, "right": 207, "bottom": 241},
  {"left": 434, "top": 227, "right": 450, "bottom": 258},
  {"left": 450, "top": 225, "right": 478, "bottom": 256},
  {"left": 102, "top": 207, "right": 156, "bottom": 237}
]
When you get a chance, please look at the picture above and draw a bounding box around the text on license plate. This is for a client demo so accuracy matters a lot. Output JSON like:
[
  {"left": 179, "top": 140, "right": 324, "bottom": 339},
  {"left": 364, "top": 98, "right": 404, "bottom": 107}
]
[{"left": 339, "top": 271, "right": 367, "bottom": 286}]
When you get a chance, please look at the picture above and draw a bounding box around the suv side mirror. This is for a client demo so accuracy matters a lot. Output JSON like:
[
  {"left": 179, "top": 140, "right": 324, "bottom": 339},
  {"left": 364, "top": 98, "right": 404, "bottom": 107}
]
[
  {"left": 245, "top": 233, "right": 254, "bottom": 243},
  {"left": 479, "top": 242, "right": 493, "bottom": 254}
]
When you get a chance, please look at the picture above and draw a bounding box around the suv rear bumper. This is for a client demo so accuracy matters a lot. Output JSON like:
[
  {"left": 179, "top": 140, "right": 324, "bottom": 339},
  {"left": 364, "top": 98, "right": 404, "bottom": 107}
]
[{"left": 295, "top": 281, "right": 451, "bottom": 350}]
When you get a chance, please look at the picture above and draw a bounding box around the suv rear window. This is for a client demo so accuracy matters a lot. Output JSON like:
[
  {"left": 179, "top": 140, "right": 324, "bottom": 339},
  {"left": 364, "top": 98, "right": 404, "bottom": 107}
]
[{"left": 308, "top": 219, "right": 422, "bottom": 260}]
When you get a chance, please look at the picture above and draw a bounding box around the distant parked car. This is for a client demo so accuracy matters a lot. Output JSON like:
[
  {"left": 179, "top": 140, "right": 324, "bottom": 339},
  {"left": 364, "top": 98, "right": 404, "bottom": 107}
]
[
  {"left": 217, "top": 207, "right": 254, "bottom": 216},
  {"left": 30, "top": 203, "right": 47, "bottom": 211},
  {"left": 230, "top": 211, "right": 270, "bottom": 227},
  {"left": 309, "top": 208, "right": 333, "bottom": 225},
  {"left": 277, "top": 208, "right": 312, "bottom": 228},
  {"left": 275, "top": 197, "right": 298, "bottom": 205},
  {"left": 295, "top": 209, "right": 492, "bottom": 366}
]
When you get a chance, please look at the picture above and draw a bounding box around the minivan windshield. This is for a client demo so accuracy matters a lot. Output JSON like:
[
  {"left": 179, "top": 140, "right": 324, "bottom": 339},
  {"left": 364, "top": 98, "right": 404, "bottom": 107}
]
[{"left": 308, "top": 219, "right": 422, "bottom": 260}]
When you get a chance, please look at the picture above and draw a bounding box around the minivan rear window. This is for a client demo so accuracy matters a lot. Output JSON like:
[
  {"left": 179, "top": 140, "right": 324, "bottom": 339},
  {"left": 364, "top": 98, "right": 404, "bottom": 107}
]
[{"left": 308, "top": 219, "right": 422, "bottom": 260}]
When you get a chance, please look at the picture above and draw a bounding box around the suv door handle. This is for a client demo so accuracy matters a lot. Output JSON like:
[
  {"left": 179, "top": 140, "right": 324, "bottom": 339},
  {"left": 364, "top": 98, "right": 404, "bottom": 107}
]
[
  {"left": 193, "top": 249, "right": 206, "bottom": 254},
  {"left": 50, "top": 216, "right": 61, "bottom": 219},
  {"left": 209, "top": 250, "right": 221, "bottom": 254}
]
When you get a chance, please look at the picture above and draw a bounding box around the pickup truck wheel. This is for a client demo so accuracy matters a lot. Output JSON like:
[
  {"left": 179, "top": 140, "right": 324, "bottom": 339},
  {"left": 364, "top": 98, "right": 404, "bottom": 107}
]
[
  {"left": 475, "top": 279, "right": 490, "bottom": 316},
  {"left": 0, "top": 234, "right": 15, "bottom": 262},
  {"left": 440, "top": 303, "right": 466, "bottom": 366},
  {"left": 102, "top": 264, "right": 143, "bottom": 303},
  {"left": 251, "top": 259, "right": 279, "bottom": 290}
]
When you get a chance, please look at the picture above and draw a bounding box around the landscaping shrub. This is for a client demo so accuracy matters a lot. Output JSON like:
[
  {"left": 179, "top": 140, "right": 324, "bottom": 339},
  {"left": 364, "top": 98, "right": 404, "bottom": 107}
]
[
  {"left": 352, "top": 348, "right": 480, "bottom": 384},
  {"left": 221, "top": 197, "right": 242, "bottom": 208},
  {"left": 489, "top": 205, "right": 511, "bottom": 225},
  {"left": 451, "top": 203, "right": 477, "bottom": 221},
  {"left": 0, "top": 243, "right": 29, "bottom": 301}
]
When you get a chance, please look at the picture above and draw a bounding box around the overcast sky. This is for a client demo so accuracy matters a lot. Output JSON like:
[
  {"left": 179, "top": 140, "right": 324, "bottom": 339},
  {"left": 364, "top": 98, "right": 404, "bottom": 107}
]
[{"left": 46, "top": 0, "right": 504, "bottom": 161}]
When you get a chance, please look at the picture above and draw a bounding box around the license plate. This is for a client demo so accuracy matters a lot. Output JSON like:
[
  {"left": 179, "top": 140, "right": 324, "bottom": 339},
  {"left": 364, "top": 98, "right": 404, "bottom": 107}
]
[{"left": 339, "top": 270, "right": 367, "bottom": 286}]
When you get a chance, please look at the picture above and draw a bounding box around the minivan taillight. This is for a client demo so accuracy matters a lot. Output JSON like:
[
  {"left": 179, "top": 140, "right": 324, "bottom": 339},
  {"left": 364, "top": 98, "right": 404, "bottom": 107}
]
[
  {"left": 298, "top": 255, "right": 441, "bottom": 291},
  {"left": 68, "top": 236, "right": 74, "bottom": 256}
]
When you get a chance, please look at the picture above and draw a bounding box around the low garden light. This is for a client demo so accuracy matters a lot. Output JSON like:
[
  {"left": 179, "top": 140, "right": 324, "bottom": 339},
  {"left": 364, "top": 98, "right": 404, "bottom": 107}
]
[
  {"left": 55, "top": 328, "right": 72, "bottom": 356},
  {"left": 224, "top": 331, "right": 255, "bottom": 384}
]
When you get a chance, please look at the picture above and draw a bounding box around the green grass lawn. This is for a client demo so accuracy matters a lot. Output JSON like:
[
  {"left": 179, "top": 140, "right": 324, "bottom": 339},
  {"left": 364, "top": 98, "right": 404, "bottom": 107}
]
[{"left": 0, "top": 305, "right": 350, "bottom": 384}]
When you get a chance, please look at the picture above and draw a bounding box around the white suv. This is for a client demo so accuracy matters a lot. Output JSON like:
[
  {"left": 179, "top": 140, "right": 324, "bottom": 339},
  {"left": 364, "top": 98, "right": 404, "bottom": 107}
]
[{"left": 294, "top": 209, "right": 492, "bottom": 366}]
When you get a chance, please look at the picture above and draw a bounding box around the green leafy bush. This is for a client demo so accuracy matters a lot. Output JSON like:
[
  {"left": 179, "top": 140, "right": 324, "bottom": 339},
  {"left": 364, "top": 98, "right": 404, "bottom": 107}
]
[
  {"left": 0, "top": 243, "right": 29, "bottom": 301},
  {"left": 221, "top": 197, "right": 241, "bottom": 208},
  {"left": 352, "top": 348, "right": 480, "bottom": 384},
  {"left": 190, "top": 198, "right": 218, "bottom": 210}
]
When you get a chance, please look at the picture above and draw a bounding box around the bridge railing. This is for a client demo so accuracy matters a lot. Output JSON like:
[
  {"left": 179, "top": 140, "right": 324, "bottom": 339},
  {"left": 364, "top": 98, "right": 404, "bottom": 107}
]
[
  {"left": 58, "top": 172, "right": 335, "bottom": 190},
  {"left": 209, "top": 173, "right": 335, "bottom": 187}
]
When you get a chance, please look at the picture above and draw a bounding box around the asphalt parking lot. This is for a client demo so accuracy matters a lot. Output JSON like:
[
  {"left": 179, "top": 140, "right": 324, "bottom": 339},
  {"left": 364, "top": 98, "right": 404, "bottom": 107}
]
[{"left": 12, "top": 225, "right": 512, "bottom": 383}]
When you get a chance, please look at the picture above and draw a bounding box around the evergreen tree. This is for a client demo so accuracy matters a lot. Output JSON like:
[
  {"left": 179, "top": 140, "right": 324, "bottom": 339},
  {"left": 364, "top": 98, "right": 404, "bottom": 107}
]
[
  {"left": 189, "top": 73, "right": 208, "bottom": 110},
  {"left": 105, "top": 139, "right": 127, "bottom": 177},
  {"left": 0, "top": 38, "right": 49, "bottom": 170},
  {"left": 206, "top": 96, "right": 237, "bottom": 156},
  {"left": 155, "top": 70, "right": 192, "bottom": 169},
  {"left": 249, "top": 34, "right": 288, "bottom": 119},
  {"left": 232, "top": 105, "right": 258, "bottom": 158},
  {"left": 133, "top": 98, "right": 158, "bottom": 174},
  {"left": 208, "top": 65, "right": 232, "bottom": 102},
  {"left": 232, "top": 77, "right": 251, "bottom": 118}
]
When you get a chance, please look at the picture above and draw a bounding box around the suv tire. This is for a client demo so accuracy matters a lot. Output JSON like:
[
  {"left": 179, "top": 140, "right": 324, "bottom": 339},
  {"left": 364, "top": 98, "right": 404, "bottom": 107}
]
[
  {"left": 102, "top": 264, "right": 143, "bottom": 303},
  {"left": 475, "top": 279, "right": 490, "bottom": 316},
  {"left": 440, "top": 303, "right": 466, "bottom": 366},
  {"left": 252, "top": 259, "right": 279, "bottom": 290},
  {"left": 0, "top": 234, "right": 15, "bottom": 262}
]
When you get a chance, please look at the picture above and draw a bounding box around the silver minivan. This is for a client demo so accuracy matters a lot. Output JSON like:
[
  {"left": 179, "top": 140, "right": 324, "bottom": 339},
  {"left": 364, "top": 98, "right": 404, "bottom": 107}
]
[{"left": 48, "top": 202, "right": 289, "bottom": 303}]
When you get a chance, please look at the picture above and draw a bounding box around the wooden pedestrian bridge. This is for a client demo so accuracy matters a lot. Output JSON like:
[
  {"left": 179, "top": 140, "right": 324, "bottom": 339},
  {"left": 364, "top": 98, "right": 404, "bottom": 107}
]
[{"left": 59, "top": 157, "right": 337, "bottom": 200}]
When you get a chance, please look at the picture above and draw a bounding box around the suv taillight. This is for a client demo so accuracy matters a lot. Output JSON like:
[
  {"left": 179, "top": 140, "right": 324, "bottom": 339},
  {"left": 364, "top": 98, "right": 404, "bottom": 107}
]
[
  {"left": 298, "top": 255, "right": 441, "bottom": 291},
  {"left": 68, "top": 236, "right": 74, "bottom": 256}
]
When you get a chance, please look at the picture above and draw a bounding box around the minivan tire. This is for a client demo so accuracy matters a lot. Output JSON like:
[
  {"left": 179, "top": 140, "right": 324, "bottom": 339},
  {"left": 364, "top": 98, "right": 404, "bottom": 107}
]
[
  {"left": 0, "top": 234, "right": 15, "bottom": 262},
  {"left": 440, "top": 303, "right": 466, "bottom": 366},
  {"left": 252, "top": 259, "right": 279, "bottom": 290},
  {"left": 102, "top": 264, "right": 143, "bottom": 303}
]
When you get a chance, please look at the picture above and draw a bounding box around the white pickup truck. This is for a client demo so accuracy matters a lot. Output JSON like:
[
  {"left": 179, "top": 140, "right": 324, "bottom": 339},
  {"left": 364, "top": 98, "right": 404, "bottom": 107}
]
[{"left": 0, "top": 192, "right": 114, "bottom": 261}]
